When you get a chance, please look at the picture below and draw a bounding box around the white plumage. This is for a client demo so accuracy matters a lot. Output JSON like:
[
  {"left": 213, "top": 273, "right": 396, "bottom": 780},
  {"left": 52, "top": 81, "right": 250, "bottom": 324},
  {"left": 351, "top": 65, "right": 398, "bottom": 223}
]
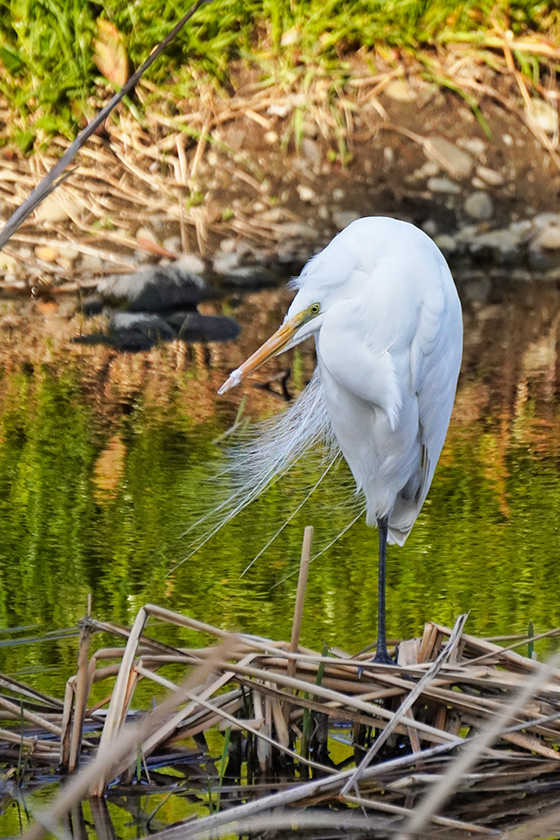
[{"left": 219, "top": 216, "right": 462, "bottom": 662}]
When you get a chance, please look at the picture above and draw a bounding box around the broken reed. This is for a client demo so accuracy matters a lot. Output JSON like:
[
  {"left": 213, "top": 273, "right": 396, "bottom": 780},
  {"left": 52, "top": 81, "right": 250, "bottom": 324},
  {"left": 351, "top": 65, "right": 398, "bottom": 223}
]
[{"left": 3, "top": 529, "right": 560, "bottom": 837}]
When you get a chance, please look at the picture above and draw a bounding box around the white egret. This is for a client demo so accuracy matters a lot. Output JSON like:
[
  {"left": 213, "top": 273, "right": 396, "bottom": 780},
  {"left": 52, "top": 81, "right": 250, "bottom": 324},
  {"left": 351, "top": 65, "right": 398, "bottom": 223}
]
[{"left": 219, "top": 217, "right": 462, "bottom": 664}]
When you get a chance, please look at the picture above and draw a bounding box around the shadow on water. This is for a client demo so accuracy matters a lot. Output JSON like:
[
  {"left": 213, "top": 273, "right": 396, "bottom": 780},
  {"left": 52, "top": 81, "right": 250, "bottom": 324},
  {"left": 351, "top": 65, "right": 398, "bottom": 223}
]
[{"left": 1, "top": 276, "right": 560, "bottom": 681}]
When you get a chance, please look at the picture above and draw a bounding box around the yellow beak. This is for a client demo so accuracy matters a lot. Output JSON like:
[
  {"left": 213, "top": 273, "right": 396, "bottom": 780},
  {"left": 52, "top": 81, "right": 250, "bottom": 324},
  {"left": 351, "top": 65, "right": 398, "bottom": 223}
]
[{"left": 218, "top": 312, "right": 304, "bottom": 394}]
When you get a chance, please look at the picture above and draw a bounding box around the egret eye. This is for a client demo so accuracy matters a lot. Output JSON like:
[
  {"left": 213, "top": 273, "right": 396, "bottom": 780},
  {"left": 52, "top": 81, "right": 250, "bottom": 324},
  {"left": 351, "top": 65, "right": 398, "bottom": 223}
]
[{"left": 308, "top": 303, "right": 320, "bottom": 316}]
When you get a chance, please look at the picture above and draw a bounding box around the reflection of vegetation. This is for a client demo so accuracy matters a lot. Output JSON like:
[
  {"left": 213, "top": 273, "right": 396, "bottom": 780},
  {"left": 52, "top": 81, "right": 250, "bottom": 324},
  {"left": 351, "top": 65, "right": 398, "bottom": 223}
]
[{"left": 2, "top": 343, "right": 560, "bottom": 697}]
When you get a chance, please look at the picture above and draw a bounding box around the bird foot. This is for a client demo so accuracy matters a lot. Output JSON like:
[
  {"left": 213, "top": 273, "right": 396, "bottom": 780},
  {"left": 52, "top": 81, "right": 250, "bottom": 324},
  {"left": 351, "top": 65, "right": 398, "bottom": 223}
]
[{"left": 372, "top": 649, "right": 397, "bottom": 666}]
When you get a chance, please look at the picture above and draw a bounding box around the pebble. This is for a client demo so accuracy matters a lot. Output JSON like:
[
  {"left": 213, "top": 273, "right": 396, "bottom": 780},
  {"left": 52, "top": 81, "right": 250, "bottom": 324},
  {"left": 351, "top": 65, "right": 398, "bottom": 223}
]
[
  {"left": 383, "top": 147, "right": 394, "bottom": 167},
  {"left": 175, "top": 253, "right": 205, "bottom": 274},
  {"left": 35, "top": 245, "right": 59, "bottom": 262},
  {"left": 476, "top": 166, "right": 505, "bottom": 187},
  {"left": 464, "top": 191, "right": 494, "bottom": 221},
  {"left": 58, "top": 246, "right": 80, "bottom": 261},
  {"left": 333, "top": 210, "right": 360, "bottom": 229},
  {"left": 532, "top": 225, "right": 560, "bottom": 250},
  {"left": 163, "top": 236, "right": 182, "bottom": 254},
  {"left": 35, "top": 195, "right": 75, "bottom": 223},
  {"left": 219, "top": 238, "right": 237, "bottom": 254},
  {"left": 0, "top": 253, "right": 18, "bottom": 272},
  {"left": 425, "top": 137, "right": 473, "bottom": 178},
  {"left": 384, "top": 78, "right": 415, "bottom": 102},
  {"left": 434, "top": 234, "right": 457, "bottom": 255},
  {"left": 421, "top": 219, "right": 438, "bottom": 236},
  {"left": 503, "top": 134, "right": 513, "bottom": 147},
  {"left": 332, "top": 188, "right": 346, "bottom": 202},
  {"left": 213, "top": 252, "right": 240, "bottom": 274},
  {"left": 412, "top": 161, "right": 440, "bottom": 180},
  {"left": 457, "top": 137, "right": 486, "bottom": 157},
  {"left": 528, "top": 99, "right": 558, "bottom": 136},
  {"left": 81, "top": 254, "right": 103, "bottom": 271},
  {"left": 264, "top": 130, "right": 279, "bottom": 145},
  {"left": 135, "top": 226, "right": 158, "bottom": 245},
  {"left": 297, "top": 184, "right": 316, "bottom": 202},
  {"left": 302, "top": 138, "right": 321, "bottom": 165},
  {"left": 427, "top": 177, "right": 461, "bottom": 195},
  {"left": 277, "top": 221, "right": 317, "bottom": 239}
]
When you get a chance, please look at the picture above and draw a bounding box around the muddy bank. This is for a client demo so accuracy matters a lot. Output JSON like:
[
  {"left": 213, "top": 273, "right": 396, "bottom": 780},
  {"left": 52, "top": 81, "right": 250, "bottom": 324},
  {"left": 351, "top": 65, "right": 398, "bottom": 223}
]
[{"left": 1, "top": 65, "right": 560, "bottom": 306}]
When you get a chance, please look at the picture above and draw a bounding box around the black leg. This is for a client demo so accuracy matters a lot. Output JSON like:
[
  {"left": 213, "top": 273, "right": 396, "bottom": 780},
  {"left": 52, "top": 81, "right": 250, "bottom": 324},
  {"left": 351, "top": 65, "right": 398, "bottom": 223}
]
[{"left": 373, "top": 516, "right": 393, "bottom": 665}]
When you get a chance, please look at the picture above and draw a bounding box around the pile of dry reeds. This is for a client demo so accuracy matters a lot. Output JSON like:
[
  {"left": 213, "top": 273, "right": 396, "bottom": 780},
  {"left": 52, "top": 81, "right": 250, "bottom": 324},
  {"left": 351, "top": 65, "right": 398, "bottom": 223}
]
[{"left": 4, "top": 531, "right": 560, "bottom": 839}]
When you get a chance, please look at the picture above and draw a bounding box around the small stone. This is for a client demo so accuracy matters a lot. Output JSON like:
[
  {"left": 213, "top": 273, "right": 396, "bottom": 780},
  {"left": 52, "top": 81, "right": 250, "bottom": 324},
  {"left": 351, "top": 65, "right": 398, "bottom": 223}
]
[
  {"left": 471, "top": 177, "right": 487, "bottom": 189},
  {"left": 252, "top": 201, "right": 266, "bottom": 212},
  {"left": 464, "top": 191, "right": 494, "bottom": 221},
  {"left": 384, "top": 78, "right": 415, "bottom": 102},
  {"left": 35, "top": 245, "right": 59, "bottom": 262},
  {"left": 332, "top": 188, "right": 346, "bottom": 202},
  {"left": 163, "top": 236, "right": 182, "bottom": 254},
  {"left": 301, "top": 138, "right": 321, "bottom": 165},
  {"left": 532, "top": 212, "right": 560, "bottom": 229},
  {"left": 503, "top": 134, "right": 513, "bottom": 147},
  {"left": 135, "top": 226, "right": 158, "bottom": 245},
  {"left": 297, "top": 184, "right": 316, "bottom": 202},
  {"left": 258, "top": 207, "right": 285, "bottom": 223},
  {"left": 264, "top": 130, "right": 279, "bottom": 145},
  {"left": 58, "top": 246, "right": 79, "bottom": 261},
  {"left": 175, "top": 253, "right": 205, "bottom": 274},
  {"left": 457, "top": 137, "right": 486, "bottom": 157},
  {"left": 383, "top": 147, "right": 394, "bottom": 167},
  {"left": 213, "top": 252, "right": 239, "bottom": 274},
  {"left": 277, "top": 221, "right": 317, "bottom": 239},
  {"left": 425, "top": 137, "right": 473, "bottom": 178},
  {"left": 475, "top": 166, "right": 505, "bottom": 187},
  {"left": 421, "top": 219, "right": 438, "bottom": 237},
  {"left": 333, "top": 210, "right": 360, "bottom": 229},
  {"left": 434, "top": 234, "right": 457, "bottom": 255},
  {"left": 0, "top": 253, "right": 18, "bottom": 272},
  {"left": 35, "top": 195, "right": 75, "bottom": 223},
  {"left": 427, "top": 177, "right": 461, "bottom": 195},
  {"left": 267, "top": 103, "right": 290, "bottom": 118},
  {"left": 528, "top": 99, "right": 558, "bottom": 136},
  {"left": 81, "top": 254, "right": 103, "bottom": 271},
  {"left": 219, "top": 238, "right": 237, "bottom": 254},
  {"left": 413, "top": 161, "right": 440, "bottom": 180},
  {"left": 532, "top": 225, "right": 560, "bottom": 250}
]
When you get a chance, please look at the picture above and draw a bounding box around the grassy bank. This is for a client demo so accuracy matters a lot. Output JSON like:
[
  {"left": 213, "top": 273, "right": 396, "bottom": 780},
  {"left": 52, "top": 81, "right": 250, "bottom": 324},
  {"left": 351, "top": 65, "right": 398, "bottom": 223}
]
[{"left": 0, "top": 0, "right": 558, "bottom": 150}]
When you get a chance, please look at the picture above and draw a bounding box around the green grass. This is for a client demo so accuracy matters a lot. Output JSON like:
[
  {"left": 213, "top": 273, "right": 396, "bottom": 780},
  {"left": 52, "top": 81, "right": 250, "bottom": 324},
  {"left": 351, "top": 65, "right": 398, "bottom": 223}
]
[{"left": 0, "top": 0, "right": 559, "bottom": 149}]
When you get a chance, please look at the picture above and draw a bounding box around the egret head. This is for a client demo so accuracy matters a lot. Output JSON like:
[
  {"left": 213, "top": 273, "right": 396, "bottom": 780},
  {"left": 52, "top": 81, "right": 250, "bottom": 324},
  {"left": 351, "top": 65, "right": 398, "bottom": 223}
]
[{"left": 218, "top": 297, "right": 323, "bottom": 394}]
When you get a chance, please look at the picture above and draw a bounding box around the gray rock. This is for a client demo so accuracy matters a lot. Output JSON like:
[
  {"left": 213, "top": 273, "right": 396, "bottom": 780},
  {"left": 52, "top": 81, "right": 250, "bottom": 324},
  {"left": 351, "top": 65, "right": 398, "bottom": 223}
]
[
  {"left": 427, "top": 177, "right": 461, "bottom": 195},
  {"left": 175, "top": 253, "right": 205, "bottom": 274},
  {"left": 297, "top": 184, "right": 316, "bottom": 203},
  {"left": 464, "top": 191, "right": 494, "bottom": 221},
  {"left": 412, "top": 161, "right": 440, "bottom": 180},
  {"left": 531, "top": 225, "right": 560, "bottom": 250},
  {"left": 434, "top": 234, "right": 457, "bottom": 255},
  {"left": 301, "top": 138, "right": 321, "bottom": 165},
  {"left": 425, "top": 137, "right": 473, "bottom": 178},
  {"left": 213, "top": 252, "right": 240, "bottom": 274},
  {"left": 532, "top": 212, "right": 560, "bottom": 229},
  {"left": 384, "top": 78, "right": 415, "bottom": 102},
  {"left": 35, "top": 195, "right": 75, "bottom": 223},
  {"left": 475, "top": 166, "right": 505, "bottom": 187},
  {"left": 91, "top": 263, "right": 215, "bottom": 314},
  {"left": 457, "top": 137, "right": 486, "bottom": 156},
  {"left": 277, "top": 222, "right": 317, "bottom": 239}
]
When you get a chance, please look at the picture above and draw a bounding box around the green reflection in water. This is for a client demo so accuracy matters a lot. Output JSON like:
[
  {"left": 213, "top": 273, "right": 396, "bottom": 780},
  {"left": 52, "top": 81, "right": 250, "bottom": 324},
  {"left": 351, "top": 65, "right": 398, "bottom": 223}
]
[{"left": 1, "top": 354, "right": 560, "bottom": 700}]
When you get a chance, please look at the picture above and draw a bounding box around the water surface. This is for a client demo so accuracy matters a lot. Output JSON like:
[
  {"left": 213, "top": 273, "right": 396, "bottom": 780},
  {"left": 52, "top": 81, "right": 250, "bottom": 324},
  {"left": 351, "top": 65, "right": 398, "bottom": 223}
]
[{"left": 1, "top": 278, "right": 560, "bottom": 696}]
